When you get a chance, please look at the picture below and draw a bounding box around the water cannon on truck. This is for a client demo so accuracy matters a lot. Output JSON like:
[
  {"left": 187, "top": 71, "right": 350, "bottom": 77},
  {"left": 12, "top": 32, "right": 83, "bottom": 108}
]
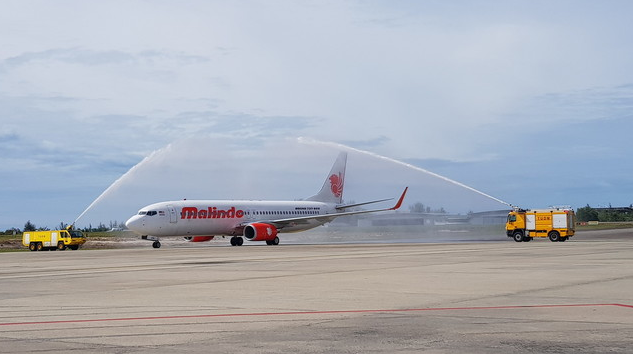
[
  {"left": 22, "top": 225, "right": 86, "bottom": 251},
  {"left": 506, "top": 207, "right": 576, "bottom": 242}
]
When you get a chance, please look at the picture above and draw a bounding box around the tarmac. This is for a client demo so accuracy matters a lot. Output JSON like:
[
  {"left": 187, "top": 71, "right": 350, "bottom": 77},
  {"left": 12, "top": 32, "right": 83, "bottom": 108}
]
[{"left": 0, "top": 229, "right": 632, "bottom": 353}]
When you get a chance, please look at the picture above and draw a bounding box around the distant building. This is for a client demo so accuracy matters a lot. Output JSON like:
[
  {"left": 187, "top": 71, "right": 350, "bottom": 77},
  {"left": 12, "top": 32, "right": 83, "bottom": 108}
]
[{"left": 353, "top": 210, "right": 510, "bottom": 227}]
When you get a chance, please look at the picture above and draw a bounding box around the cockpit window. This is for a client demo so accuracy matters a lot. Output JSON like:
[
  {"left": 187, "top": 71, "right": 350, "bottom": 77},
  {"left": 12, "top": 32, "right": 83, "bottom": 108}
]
[{"left": 139, "top": 210, "right": 158, "bottom": 216}]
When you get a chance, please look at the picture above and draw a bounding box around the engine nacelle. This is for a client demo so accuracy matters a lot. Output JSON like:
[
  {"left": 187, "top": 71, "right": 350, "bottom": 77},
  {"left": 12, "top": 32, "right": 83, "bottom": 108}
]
[
  {"left": 183, "top": 236, "right": 215, "bottom": 242},
  {"left": 244, "top": 223, "right": 278, "bottom": 241}
]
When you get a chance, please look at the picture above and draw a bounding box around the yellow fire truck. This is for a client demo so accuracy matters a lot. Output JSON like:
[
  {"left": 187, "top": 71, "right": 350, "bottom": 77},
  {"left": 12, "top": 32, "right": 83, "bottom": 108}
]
[
  {"left": 506, "top": 208, "right": 576, "bottom": 242},
  {"left": 22, "top": 226, "right": 86, "bottom": 251}
]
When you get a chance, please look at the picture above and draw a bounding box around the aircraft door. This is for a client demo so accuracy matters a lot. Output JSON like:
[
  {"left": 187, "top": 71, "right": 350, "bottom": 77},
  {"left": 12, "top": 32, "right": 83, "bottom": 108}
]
[{"left": 167, "top": 205, "right": 178, "bottom": 223}]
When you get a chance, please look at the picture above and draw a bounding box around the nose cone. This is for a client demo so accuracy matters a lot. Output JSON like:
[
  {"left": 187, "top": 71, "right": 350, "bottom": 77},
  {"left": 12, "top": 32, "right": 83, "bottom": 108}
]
[{"left": 125, "top": 215, "right": 144, "bottom": 234}]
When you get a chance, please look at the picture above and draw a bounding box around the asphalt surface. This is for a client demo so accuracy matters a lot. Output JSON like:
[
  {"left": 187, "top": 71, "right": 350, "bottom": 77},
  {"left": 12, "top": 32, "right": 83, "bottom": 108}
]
[{"left": 0, "top": 229, "right": 631, "bottom": 353}]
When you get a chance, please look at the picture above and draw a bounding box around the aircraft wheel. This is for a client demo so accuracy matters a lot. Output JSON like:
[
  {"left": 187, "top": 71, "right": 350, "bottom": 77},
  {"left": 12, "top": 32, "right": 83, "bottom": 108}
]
[
  {"left": 512, "top": 231, "right": 524, "bottom": 242},
  {"left": 236, "top": 237, "right": 244, "bottom": 246},
  {"left": 230, "top": 237, "right": 237, "bottom": 246},
  {"left": 152, "top": 241, "right": 161, "bottom": 248},
  {"left": 271, "top": 237, "right": 280, "bottom": 245},
  {"left": 548, "top": 231, "right": 560, "bottom": 242}
]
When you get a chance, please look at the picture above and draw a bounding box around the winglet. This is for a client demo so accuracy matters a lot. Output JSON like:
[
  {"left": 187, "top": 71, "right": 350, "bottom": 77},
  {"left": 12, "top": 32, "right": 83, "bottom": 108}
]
[{"left": 390, "top": 187, "right": 408, "bottom": 210}]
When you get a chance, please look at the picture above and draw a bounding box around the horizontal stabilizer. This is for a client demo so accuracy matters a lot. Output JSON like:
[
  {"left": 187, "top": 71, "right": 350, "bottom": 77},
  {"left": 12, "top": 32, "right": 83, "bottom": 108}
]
[{"left": 336, "top": 198, "right": 393, "bottom": 210}]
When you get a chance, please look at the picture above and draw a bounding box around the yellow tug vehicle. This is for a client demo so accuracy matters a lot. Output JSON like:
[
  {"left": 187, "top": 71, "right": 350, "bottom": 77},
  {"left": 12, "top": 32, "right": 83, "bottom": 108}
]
[{"left": 22, "top": 225, "right": 86, "bottom": 251}]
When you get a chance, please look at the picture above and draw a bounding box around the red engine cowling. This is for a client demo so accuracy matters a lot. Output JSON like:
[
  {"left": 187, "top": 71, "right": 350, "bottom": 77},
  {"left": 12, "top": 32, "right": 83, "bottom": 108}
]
[
  {"left": 183, "top": 236, "right": 215, "bottom": 242},
  {"left": 244, "top": 223, "right": 278, "bottom": 241}
]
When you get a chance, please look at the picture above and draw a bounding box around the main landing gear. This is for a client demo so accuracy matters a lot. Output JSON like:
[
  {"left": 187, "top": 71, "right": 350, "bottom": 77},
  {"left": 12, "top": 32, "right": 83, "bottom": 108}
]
[
  {"left": 142, "top": 235, "right": 161, "bottom": 249},
  {"left": 228, "top": 236, "right": 280, "bottom": 246},
  {"left": 230, "top": 236, "right": 244, "bottom": 246}
]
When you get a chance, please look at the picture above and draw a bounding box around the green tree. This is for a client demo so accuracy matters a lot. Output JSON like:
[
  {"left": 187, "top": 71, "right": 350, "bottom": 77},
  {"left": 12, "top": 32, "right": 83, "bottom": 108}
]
[
  {"left": 24, "top": 220, "right": 36, "bottom": 232},
  {"left": 409, "top": 202, "right": 426, "bottom": 213},
  {"left": 576, "top": 205, "right": 598, "bottom": 222}
]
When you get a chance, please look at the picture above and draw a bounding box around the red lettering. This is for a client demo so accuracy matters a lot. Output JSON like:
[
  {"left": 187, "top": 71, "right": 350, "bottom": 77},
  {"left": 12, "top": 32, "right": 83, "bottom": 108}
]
[
  {"left": 180, "top": 206, "right": 245, "bottom": 219},
  {"left": 181, "top": 207, "right": 198, "bottom": 219}
]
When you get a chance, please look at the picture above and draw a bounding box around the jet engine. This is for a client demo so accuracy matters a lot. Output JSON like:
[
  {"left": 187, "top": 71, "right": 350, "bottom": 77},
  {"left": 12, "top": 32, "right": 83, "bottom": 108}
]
[
  {"left": 244, "top": 223, "right": 278, "bottom": 241},
  {"left": 183, "top": 236, "right": 215, "bottom": 242}
]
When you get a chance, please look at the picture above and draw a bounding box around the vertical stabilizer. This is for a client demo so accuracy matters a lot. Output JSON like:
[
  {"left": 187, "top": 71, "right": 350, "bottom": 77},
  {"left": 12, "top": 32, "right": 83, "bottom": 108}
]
[{"left": 306, "top": 152, "right": 347, "bottom": 204}]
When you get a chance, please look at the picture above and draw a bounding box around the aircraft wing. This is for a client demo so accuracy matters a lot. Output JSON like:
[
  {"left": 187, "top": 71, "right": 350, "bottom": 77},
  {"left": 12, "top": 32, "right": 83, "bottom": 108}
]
[{"left": 247, "top": 187, "right": 408, "bottom": 231}]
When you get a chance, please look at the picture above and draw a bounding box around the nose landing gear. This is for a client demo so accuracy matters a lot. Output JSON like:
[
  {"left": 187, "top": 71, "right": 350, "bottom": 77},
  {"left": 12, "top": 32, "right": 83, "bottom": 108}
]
[{"left": 141, "top": 235, "right": 161, "bottom": 249}]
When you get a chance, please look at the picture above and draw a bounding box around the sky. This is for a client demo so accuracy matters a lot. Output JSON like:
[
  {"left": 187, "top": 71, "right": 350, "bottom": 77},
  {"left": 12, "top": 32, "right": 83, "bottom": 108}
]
[{"left": 1, "top": 0, "right": 632, "bottom": 230}]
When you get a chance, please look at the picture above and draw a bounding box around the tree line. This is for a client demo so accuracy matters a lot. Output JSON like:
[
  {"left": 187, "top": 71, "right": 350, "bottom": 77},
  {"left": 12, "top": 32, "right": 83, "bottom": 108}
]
[
  {"left": 576, "top": 205, "right": 633, "bottom": 222},
  {"left": 1, "top": 220, "right": 127, "bottom": 235}
]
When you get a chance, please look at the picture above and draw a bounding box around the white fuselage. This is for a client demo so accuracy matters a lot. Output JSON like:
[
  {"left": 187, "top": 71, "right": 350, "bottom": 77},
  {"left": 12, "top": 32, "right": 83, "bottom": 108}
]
[{"left": 125, "top": 200, "right": 337, "bottom": 237}]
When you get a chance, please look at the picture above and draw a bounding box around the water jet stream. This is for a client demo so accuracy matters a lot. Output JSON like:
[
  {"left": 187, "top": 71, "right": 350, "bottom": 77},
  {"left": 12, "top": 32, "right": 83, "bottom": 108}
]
[
  {"left": 298, "top": 137, "right": 512, "bottom": 207},
  {"left": 73, "top": 147, "right": 166, "bottom": 225}
]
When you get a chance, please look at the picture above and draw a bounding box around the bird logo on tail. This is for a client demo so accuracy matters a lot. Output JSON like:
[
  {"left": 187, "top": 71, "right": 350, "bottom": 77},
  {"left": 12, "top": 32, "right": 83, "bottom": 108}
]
[{"left": 329, "top": 172, "right": 344, "bottom": 198}]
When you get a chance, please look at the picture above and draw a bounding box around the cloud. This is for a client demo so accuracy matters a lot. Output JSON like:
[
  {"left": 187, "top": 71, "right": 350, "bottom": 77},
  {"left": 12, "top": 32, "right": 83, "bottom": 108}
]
[{"left": 4, "top": 48, "right": 211, "bottom": 68}]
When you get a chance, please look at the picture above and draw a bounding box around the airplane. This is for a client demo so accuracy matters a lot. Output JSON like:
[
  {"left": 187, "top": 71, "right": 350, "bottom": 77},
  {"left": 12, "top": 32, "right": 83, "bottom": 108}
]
[{"left": 125, "top": 152, "right": 408, "bottom": 248}]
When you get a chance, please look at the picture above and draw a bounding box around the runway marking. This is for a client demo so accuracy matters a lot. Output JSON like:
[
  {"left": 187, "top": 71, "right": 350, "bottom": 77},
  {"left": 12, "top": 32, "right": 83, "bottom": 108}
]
[{"left": 1, "top": 303, "right": 630, "bottom": 327}]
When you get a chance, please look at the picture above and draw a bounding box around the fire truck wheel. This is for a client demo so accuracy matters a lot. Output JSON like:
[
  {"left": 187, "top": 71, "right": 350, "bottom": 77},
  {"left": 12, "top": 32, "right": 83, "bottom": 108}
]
[
  {"left": 57, "top": 242, "right": 67, "bottom": 250},
  {"left": 29, "top": 243, "right": 37, "bottom": 251},
  {"left": 560, "top": 237, "right": 568, "bottom": 242},
  {"left": 512, "top": 231, "right": 524, "bottom": 242},
  {"left": 548, "top": 231, "right": 560, "bottom": 242}
]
